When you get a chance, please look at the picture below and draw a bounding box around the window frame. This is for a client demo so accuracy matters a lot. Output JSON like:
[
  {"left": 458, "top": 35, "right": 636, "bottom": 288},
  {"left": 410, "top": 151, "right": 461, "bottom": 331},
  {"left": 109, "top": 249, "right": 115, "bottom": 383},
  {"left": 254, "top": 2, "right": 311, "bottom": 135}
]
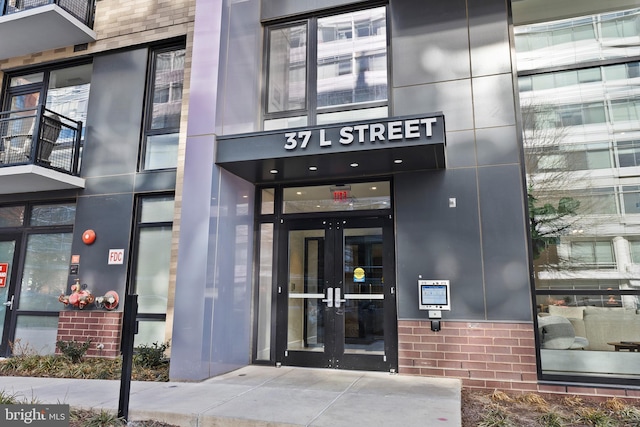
[
  {"left": 262, "top": 5, "right": 390, "bottom": 129},
  {"left": 140, "top": 43, "right": 186, "bottom": 172}
]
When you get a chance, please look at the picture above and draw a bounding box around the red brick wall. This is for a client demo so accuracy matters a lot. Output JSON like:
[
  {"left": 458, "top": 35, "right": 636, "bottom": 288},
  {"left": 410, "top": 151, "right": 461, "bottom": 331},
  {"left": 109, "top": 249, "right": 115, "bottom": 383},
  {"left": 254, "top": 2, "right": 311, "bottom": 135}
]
[
  {"left": 398, "top": 320, "right": 640, "bottom": 399},
  {"left": 56, "top": 311, "right": 123, "bottom": 358}
]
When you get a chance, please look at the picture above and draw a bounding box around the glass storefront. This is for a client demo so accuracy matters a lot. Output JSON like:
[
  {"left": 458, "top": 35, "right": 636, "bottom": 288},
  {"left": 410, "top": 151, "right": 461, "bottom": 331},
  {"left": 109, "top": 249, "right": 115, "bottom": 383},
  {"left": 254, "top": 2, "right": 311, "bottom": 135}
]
[{"left": 515, "top": 6, "right": 640, "bottom": 380}]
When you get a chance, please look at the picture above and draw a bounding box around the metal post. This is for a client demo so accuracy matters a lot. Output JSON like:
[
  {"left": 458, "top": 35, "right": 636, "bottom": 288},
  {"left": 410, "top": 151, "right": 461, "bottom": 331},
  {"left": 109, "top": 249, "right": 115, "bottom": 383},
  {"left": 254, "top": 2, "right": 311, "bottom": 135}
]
[{"left": 118, "top": 294, "right": 138, "bottom": 421}]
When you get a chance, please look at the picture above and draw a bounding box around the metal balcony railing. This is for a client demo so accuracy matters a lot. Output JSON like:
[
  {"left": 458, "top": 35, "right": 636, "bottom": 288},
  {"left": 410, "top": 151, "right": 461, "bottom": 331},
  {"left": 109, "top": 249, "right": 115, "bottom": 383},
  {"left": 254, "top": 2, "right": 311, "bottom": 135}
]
[
  {"left": 0, "top": 105, "right": 83, "bottom": 175},
  {"left": 0, "top": 0, "right": 95, "bottom": 27}
]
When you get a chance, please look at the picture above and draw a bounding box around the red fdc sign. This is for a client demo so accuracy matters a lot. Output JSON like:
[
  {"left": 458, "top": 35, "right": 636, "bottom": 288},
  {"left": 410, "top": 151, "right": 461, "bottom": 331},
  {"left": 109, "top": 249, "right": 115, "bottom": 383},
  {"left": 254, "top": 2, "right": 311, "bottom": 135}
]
[{"left": 0, "top": 263, "right": 8, "bottom": 288}]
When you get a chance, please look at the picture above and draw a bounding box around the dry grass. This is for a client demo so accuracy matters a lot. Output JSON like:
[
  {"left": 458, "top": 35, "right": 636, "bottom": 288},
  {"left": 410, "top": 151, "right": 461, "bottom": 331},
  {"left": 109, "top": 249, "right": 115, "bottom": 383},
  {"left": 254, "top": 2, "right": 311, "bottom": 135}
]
[{"left": 463, "top": 389, "right": 640, "bottom": 427}]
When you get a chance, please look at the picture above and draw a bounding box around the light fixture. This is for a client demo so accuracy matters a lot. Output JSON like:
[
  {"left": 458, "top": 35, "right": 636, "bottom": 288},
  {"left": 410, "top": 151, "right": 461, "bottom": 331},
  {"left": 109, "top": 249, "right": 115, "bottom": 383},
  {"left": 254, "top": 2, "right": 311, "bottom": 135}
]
[
  {"left": 371, "top": 186, "right": 377, "bottom": 190},
  {"left": 309, "top": 166, "right": 317, "bottom": 171},
  {"left": 296, "top": 191, "right": 302, "bottom": 195},
  {"left": 270, "top": 169, "right": 278, "bottom": 174},
  {"left": 350, "top": 163, "right": 359, "bottom": 167},
  {"left": 394, "top": 159, "right": 403, "bottom": 164}
]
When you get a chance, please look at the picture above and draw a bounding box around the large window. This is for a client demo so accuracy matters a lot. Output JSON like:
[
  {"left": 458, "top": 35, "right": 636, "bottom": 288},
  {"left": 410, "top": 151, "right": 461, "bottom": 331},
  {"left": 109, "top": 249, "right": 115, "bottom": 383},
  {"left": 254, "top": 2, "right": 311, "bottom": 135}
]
[
  {"left": 131, "top": 195, "right": 174, "bottom": 346},
  {"left": 264, "top": 7, "right": 388, "bottom": 130},
  {"left": 143, "top": 46, "right": 186, "bottom": 170},
  {"left": 517, "top": 5, "right": 640, "bottom": 383}
]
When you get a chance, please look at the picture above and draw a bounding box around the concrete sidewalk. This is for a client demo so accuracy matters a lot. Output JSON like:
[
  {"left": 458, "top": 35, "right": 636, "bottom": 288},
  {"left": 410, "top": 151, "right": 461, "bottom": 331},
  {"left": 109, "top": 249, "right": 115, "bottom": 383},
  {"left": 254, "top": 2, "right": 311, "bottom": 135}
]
[{"left": 0, "top": 365, "right": 461, "bottom": 426}]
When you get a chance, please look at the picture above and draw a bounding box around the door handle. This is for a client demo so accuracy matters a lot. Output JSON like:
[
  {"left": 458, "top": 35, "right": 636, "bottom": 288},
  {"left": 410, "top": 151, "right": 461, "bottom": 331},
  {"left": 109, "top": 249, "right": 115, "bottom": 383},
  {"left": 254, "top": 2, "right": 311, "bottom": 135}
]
[
  {"left": 2, "top": 295, "right": 13, "bottom": 310},
  {"left": 321, "top": 288, "right": 334, "bottom": 308},
  {"left": 334, "top": 288, "right": 346, "bottom": 308}
]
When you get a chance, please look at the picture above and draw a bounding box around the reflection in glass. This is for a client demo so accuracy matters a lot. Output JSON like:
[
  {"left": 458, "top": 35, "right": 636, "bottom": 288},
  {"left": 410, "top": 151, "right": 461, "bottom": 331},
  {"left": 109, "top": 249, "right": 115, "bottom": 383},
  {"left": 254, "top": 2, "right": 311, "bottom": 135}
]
[
  {"left": 267, "top": 24, "right": 307, "bottom": 113},
  {"left": 256, "top": 224, "right": 274, "bottom": 360},
  {"left": 14, "top": 315, "right": 58, "bottom": 355},
  {"left": 261, "top": 189, "right": 275, "bottom": 215},
  {"left": 19, "top": 233, "right": 72, "bottom": 311},
  {"left": 516, "top": 6, "right": 640, "bottom": 380},
  {"left": 145, "top": 133, "right": 179, "bottom": 170},
  {"left": 283, "top": 181, "right": 390, "bottom": 213},
  {"left": 0, "top": 206, "right": 25, "bottom": 227},
  {"left": 46, "top": 64, "right": 92, "bottom": 136},
  {"left": 287, "top": 229, "right": 325, "bottom": 352},
  {"left": 140, "top": 196, "right": 175, "bottom": 223},
  {"left": 317, "top": 7, "right": 387, "bottom": 109},
  {"left": 343, "top": 227, "right": 384, "bottom": 355},
  {"left": 30, "top": 203, "right": 76, "bottom": 226},
  {"left": 135, "top": 227, "right": 172, "bottom": 314}
]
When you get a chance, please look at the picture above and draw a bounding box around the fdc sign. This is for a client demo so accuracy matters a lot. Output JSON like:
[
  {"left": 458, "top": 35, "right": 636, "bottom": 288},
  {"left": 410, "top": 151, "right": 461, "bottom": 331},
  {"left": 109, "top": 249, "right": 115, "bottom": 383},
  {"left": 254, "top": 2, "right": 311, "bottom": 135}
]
[{"left": 108, "top": 249, "right": 125, "bottom": 265}]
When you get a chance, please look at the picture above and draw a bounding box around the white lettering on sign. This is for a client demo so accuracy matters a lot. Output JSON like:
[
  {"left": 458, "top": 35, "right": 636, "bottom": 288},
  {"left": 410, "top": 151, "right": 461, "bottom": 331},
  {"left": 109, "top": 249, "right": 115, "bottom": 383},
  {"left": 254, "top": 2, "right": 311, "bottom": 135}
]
[
  {"left": 108, "top": 249, "right": 125, "bottom": 265},
  {"left": 284, "top": 117, "right": 439, "bottom": 151}
]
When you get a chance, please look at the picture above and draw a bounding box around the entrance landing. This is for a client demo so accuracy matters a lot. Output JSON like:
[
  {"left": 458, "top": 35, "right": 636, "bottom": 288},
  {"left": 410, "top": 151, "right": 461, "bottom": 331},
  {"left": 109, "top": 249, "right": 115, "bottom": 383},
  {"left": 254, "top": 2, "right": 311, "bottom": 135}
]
[{"left": 0, "top": 365, "right": 462, "bottom": 426}]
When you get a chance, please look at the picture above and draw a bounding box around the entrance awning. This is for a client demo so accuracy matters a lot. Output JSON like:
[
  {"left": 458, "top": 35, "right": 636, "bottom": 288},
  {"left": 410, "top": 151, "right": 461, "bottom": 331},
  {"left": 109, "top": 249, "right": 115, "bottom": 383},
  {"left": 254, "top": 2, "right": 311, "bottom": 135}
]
[{"left": 216, "top": 113, "right": 446, "bottom": 184}]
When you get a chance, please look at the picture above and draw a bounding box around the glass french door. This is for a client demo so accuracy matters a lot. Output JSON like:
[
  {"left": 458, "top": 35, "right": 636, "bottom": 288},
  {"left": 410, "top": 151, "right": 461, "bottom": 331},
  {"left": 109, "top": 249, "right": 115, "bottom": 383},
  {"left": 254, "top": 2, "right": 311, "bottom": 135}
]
[
  {"left": 277, "top": 216, "right": 397, "bottom": 371},
  {"left": 0, "top": 235, "right": 21, "bottom": 356}
]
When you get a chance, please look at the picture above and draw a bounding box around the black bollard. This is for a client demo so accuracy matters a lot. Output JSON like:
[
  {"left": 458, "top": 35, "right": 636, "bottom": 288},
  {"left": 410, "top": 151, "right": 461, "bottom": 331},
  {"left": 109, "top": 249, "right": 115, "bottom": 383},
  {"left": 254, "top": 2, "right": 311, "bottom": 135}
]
[{"left": 118, "top": 294, "right": 138, "bottom": 420}]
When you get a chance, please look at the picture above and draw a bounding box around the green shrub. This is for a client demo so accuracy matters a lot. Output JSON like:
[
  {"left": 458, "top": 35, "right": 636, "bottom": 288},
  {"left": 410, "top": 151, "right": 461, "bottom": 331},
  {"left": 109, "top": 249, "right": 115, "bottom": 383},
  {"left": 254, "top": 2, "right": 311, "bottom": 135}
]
[
  {"left": 56, "top": 339, "right": 92, "bottom": 363},
  {"left": 133, "top": 341, "right": 170, "bottom": 368}
]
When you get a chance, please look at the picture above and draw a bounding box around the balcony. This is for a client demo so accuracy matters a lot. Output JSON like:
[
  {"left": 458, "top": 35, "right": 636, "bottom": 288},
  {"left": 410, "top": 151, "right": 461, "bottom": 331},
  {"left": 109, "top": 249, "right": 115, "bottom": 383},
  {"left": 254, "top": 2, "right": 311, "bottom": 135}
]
[
  {"left": 0, "top": 0, "right": 96, "bottom": 60},
  {"left": 0, "top": 105, "right": 85, "bottom": 194}
]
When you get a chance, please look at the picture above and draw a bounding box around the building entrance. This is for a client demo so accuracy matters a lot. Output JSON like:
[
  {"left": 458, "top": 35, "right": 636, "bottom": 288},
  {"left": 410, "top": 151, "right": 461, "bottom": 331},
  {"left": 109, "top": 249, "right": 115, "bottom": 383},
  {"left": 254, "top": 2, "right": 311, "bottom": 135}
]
[
  {"left": 0, "top": 235, "right": 20, "bottom": 356},
  {"left": 276, "top": 215, "right": 397, "bottom": 371}
]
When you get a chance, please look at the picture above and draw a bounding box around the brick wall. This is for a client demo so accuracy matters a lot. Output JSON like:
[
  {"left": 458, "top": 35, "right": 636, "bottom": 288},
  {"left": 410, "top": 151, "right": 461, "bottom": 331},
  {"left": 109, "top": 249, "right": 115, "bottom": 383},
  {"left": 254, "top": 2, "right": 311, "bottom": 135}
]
[
  {"left": 398, "top": 320, "right": 640, "bottom": 399},
  {"left": 56, "top": 311, "right": 123, "bottom": 358}
]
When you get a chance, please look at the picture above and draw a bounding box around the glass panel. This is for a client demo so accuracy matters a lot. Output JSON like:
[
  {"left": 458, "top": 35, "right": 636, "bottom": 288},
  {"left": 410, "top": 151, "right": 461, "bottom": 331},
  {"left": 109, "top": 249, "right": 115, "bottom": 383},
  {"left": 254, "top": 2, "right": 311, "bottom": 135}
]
[
  {"left": 30, "top": 203, "right": 76, "bottom": 226},
  {"left": 13, "top": 315, "right": 58, "bottom": 355},
  {"left": 145, "top": 133, "right": 179, "bottom": 170},
  {"left": 46, "top": 64, "right": 92, "bottom": 130},
  {"left": 150, "top": 49, "right": 185, "bottom": 130},
  {"left": 317, "top": 7, "right": 387, "bottom": 109},
  {"left": 261, "top": 189, "right": 275, "bottom": 215},
  {"left": 19, "top": 233, "right": 72, "bottom": 311},
  {"left": 287, "top": 229, "right": 325, "bottom": 352},
  {"left": 135, "top": 227, "right": 172, "bottom": 314},
  {"left": 316, "top": 106, "right": 388, "bottom": 126},
  {"left": 256, "top": 223, "right": 274, "bottom": 360},
  {"left": 267, "top": 24, "right": 307, "bottom": 113},
  {"left": 343, "top": 227, "right": 384, "bottom": 355},
  {"left": 0, "top": 206, "right": 25, "bottom": 227},
  {"left": 133, "top": 320, "right": 167, "bottom": 347},
  {"left": 10, "top": 73, "right": 44, "bottom": 87},
  {"left": 140, "top": 196, "right": 175, "bottom": 223},
  {"left": 263, "top": 115, "right": 307, "bottom": 131},
  {"left": 283, "top": 181, "right": 390, "bottom": 213},
  {"left": 0, "top": 241, "right": 16, "bottom": 338}
]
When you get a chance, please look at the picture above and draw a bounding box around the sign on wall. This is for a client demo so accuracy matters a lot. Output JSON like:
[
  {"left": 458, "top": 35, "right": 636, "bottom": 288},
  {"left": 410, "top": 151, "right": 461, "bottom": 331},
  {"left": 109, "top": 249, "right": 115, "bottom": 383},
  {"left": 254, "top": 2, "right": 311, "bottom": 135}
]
[
  {"left": 0, "top": 263, "right": 8, "bottom": 288},
  {"left": 108, "top": 249, "right": 125, "bottom": 265}
]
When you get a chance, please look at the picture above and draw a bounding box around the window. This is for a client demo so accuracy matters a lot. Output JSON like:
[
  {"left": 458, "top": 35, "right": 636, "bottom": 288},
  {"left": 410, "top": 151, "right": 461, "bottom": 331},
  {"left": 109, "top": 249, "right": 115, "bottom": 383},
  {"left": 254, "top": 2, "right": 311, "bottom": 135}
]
[
  {"left": 617, "top": 140, "right": 640, "bottom": 167},
  {"left": 143, "top": 46, "right": 186, "bottom": 170},
  {"left": 264, "top": 6, "right": 388, "bottom": 129},
  {"left": 570, "top": 241, "right": 615, "bottom": 268},
  {"left": 131, "top": 195, "right": 174, "bottom": 346}
]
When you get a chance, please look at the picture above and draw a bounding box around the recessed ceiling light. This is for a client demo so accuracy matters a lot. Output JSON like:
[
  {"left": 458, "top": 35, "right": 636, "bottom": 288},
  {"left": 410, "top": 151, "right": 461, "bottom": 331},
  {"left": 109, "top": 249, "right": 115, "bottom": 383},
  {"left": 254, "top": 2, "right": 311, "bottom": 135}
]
[
  {"left": 242, "top": 195, "right": 248, "bottom": 198},
  {"left": 309, "top": 166, "right": 317, "bottom": 171},
  {"left": 296, "top": 191, "right": 302, "bottom": 195},
  {"left": 394, "top": 159, "right": 403, "bottom": 164},
  {"left": 270, "top": 169, "right": 278, "bottom": 174},
  {"left": 350, "top": 163, "right": 359, "bottom": 167},
  {"left": 371, "top": 186, "right": 377, "bottom": 190}
]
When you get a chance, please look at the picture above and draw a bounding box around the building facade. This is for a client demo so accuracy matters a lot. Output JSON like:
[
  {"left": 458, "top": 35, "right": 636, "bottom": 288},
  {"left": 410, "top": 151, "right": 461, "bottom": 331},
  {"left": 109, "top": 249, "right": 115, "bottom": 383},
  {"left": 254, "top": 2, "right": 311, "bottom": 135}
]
[{"left": 1, "top": 0, "right": 639, "bottom": 398}]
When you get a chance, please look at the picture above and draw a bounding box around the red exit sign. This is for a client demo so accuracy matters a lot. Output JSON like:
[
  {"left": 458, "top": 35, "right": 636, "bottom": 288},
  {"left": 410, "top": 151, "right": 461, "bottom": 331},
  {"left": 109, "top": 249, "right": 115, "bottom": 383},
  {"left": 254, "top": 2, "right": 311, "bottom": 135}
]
[{"left": 0, "top": 263, "right": 8, "bottom": 288}]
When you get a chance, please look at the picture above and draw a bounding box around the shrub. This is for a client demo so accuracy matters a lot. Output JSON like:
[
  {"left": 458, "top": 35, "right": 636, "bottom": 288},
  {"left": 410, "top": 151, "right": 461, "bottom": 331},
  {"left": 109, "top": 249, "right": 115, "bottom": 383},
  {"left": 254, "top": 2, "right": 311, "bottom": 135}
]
[
  {"left": 133, "top": 341, "right": 169, "bottom": 368},
  {"left": 56, "top": 339, "right": 92, "bottom": 363}
]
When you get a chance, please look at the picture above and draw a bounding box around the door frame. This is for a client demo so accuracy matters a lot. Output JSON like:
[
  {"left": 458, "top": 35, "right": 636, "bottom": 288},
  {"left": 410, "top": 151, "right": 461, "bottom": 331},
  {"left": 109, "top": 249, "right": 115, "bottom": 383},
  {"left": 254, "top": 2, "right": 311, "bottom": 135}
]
[
  {"left": 274, "top": 213, "right": 398, "bottom": 372},
  {"left": 0, "top": 233, "right": 23, "bottom": 356}
]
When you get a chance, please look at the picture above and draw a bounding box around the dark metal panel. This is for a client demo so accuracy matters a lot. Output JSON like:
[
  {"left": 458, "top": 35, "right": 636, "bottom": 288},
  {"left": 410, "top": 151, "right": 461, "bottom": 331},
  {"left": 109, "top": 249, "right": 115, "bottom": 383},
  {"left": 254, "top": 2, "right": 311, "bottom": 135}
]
[
  {"left": 395, "top": 169, "right": 486, "bottom": 320},
  {"left": 68, "top": 193, "right": 134, "bottom": 303},
  {"left": 468, "top": 0, "right": 511, "bottom": 77},
  {"left": 390, "top": 0, "right": 470, "bottom": 87},
  {"left": 445, "top": 130, "right": 476, "bottom": 169},
  {"left": 393, "top": 80, "right": 473, "bottom": 132},
  {"left": 82, "top": 174, "right": 134, "bottom": 196},
  {"left": 477, "top": 165, "right": 532, "bottom": 321},
  {"left": 476, "top": 126, "right": 520, "bottom": 167},
  {"left": 133, "top": 170, "right": 177, "bottom": 193},
  {"left": 82, "top": 49, "right": 148, "bottom": 177},
  {"left": 472, "top": 74, "right": 517, "bottom": 129}
]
